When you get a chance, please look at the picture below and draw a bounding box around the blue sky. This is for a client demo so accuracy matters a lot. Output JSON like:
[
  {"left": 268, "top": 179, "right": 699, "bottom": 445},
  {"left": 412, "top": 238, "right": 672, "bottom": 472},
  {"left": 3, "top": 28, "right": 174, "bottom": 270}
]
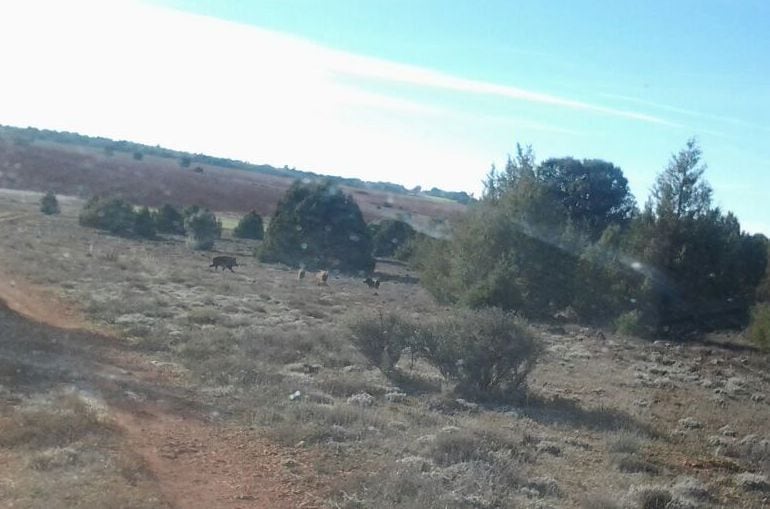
[{"left": 1, "top": 0, "right": 768, "bottom": 233}]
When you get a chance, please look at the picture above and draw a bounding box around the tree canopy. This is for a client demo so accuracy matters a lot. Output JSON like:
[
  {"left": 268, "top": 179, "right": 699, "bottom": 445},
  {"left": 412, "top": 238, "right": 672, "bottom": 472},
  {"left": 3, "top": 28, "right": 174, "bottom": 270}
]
[{"left": 259, "top": 180, "right": 374, "bottom": 273}]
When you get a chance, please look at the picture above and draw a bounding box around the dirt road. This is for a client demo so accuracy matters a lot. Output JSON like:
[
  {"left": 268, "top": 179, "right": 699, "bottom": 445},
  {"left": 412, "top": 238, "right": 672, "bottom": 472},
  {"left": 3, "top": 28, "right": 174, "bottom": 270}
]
[{"left": 0, "top": 272, "right": 325, "bottom": 508}]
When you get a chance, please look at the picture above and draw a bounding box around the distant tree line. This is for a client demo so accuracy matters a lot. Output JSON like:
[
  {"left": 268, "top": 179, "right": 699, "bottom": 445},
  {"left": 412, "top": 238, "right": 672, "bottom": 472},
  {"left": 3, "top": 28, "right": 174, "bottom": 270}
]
[
  {"left": 0, "top": 124, "right": 472, "bottom": 205},
  {"left": 411, "top": 140, "right": 769, "bottom": 339}
]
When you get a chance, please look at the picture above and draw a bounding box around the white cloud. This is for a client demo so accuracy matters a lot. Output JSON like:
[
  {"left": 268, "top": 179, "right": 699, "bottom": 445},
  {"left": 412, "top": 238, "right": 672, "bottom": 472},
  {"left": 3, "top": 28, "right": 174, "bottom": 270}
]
[{"left": 0, "top": 0, "right": 672, "bottom": 193}]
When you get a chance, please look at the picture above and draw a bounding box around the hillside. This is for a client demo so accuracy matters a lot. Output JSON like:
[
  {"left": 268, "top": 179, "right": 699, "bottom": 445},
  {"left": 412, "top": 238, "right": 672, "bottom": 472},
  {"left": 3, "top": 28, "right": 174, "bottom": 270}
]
[{"left": 0, "top": 125, "right": 469, "bottom": 233}]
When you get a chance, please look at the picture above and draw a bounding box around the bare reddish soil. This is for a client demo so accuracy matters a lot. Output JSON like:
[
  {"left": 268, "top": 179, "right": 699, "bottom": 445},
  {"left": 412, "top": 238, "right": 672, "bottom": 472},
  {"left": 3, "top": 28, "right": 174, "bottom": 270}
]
[
  {"left": 0, "top": 273, "right": 327, "bottom": 509},
  {"left": 0, "top": 138, "right": 465, "bottom": 225}
]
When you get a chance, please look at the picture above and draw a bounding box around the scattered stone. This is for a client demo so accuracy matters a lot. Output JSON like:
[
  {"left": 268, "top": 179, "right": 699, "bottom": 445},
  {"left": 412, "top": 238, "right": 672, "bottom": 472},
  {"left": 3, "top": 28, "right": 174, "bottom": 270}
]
[
  {"left": 751, "top": 393, "right": 765, "bottom": 403},
  {"left": 388, "top": 421, "right": 408, "bottom": 431},
  {"left": 342, "top": 365, "right": 364, "bottom": 373},
  {"left": 396, "top": 455, "right": 433, "bottom": 472},
  {"left": 289, "top": 390, "right": 301, "bottom": 401},
  {"left": 385, "top": 391, "right": 408, "bottom": 403},
  {"left": 707, "top": 435, "right": 731, "bottom": 447},
  {"left": 440, "top": 425, "right": 461, "bottom": 434},
  {"left": 734, "top": 472, "right": 770, "bottom": 492},
  {"left": 672, "top": 476, "right": 710, "bottom": 501},
  {"left": 347, "top": 392, "right": 375, "bottom": 407},
  {"left": 416, "top": 434, "right": 435, "bottom": 444},
  {"left": 536, "top": 441, "right": 562, "bottom": 456},
  {"left": 719, "top": 425, "right": 738, "bottom": 437},
  {"left": 527, "top": 477, "right": 561, "bottom": 497},
  {"left": 454, "top": 398, "right": 479, "bottom": 412},
  {"left": 678, "top": 417, "right": 703, "bottom": 430}
]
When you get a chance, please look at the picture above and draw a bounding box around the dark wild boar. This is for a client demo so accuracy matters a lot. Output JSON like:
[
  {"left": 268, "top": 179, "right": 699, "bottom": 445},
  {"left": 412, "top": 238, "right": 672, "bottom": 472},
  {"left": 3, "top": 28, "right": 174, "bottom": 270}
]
[{"left": 210, "top": 256, "right": 238, "bottom": 272}]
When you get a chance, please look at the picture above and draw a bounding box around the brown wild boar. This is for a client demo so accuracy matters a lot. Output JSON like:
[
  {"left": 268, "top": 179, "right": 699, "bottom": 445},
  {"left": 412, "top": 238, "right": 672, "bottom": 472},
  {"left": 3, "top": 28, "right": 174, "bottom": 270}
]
[
  {"left": 315, "top": 270, "right": 329, "bottom": 285},
  {"left": 210, "top": 256, "right": 238, "bottom": 272}
]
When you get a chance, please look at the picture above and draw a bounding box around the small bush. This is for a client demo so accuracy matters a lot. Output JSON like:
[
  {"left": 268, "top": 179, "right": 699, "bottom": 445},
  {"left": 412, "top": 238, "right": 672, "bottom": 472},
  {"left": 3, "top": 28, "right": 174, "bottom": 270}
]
[
  {"left": 132, "top": 151, "right": 143, "bottom": 160},
  {"left": 40, "top": 191, "right": 60, "bottom": 215},
  {"left": 184, "top": 208, "right": 222, "bottom": 250},
  {"left": 418, "top": 308, "right": 541, "bottom": 396},
  {"left": 179, "top": 156, "right": 191, "bottom": 168},
  {"left": 0, "top": 394, "right": 107, "bottom": 449},
  {"left": 348, "top": 311, "right": 415, "bottom": 373},
  {"left": 371, "top": 219, "right": 416, "bottom": 257},
  {"left": 154, "top": 204, "right": 185, "bottom": 235},
  {"left": 79, "top": 197, "right": 136, "bottom": 236},
  {"left": 427, "top": 428, "right": 523, "bottom": 466},
  {"left": 748, "top": 303, "right": 770, "bottom": 350},
  {"left": 133, "top": 206, "right": 156, "bottom": 239},
  {"left": 614, "top": 310, "right": 646, "bottom": 337},
  {"left": 635, "top": 487, "right": 672, "bottom": 509},
  {"left": 233, "top": 210, "right": 264, "bottom": 240}
]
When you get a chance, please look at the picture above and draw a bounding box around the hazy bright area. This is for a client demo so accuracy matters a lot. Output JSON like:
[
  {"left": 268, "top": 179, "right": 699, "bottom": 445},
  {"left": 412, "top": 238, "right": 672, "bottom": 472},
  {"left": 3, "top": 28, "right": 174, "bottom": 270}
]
[{"left": 1, "top": 0, "right": 769, "bottom": 233}]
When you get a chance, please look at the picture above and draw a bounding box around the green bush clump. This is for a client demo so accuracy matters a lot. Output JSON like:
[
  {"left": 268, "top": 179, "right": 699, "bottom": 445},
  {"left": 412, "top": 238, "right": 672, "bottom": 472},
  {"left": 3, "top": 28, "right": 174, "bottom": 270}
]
[
  {"left": 418, "top": 308, "right": 541, "bottom": 396},
  {"left": 748, "top": 303, "right": 770, "bottom": 350},
  {"left": 347, "top": 311, "right": 414, "bottom": 373},
  {"left": 233, "top": 210, "right": 264, "bottom": 240},
  {"left": 371, "top": 219, "right": 416, "bottom": 257},
  {"left": 133, "top": 206, "right": 157, "bottom": 239},
  {"left": 184, "top": 208, "right": 222, "bottom": 250},
  {"left": 614, "top": 310, "right": 645, "bottom": 337},
  {"left": 348, "top": 307, "right": 541, "bottom": 398},
  {"left": 154, "top": 204, "right": 186, "bottom": 235},
  {"left": 40, "top": 191, "right": 60, "bottom": 215},
  {"left": 79, "top": 197, "right": 136, "bottom": 236},
  {"left": 260, "top": 180, "right": 374, "bottom": 272}
]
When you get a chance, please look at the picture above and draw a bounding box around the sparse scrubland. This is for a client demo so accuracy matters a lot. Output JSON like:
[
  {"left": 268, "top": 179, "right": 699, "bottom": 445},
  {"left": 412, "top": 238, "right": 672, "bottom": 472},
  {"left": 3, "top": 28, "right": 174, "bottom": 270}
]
[{"left": 0, "top": 137, "right": 769, "bottom": 508}]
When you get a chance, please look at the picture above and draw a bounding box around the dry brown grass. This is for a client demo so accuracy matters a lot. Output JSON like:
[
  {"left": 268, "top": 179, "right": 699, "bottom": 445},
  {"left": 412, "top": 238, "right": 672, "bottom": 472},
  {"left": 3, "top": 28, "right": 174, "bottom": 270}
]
[{"left": 1, "top": 189, "right": 770, "bottom": 508}]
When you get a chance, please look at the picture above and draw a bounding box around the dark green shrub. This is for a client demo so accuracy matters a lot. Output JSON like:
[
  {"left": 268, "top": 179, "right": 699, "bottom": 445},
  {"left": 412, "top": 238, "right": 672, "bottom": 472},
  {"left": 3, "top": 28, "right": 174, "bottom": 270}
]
[
  {"left": 184, "top": 208, "right": 222, "bottom": 250},
  {"left": 154, "top": 204, "right": 185, "bottom": 235},
  {"left": 133, "top": 151, "right": 143, "bottom": 160},
  {"left": 371, "top": 219, "right": 416, "bottom": 257},
  {"left": 40, "top": 191, "right": 60, "bottom": 215},
  {"left": 348, "top": 311, "right": 414, "bottom": 373},
  {"left": 418, "top": 308, "right": 541, "bottom": 396},
  {"left": 614, "top": 310, "right": 645, "bottom": 337},
  {"left": 260, "top": 180, "right": 374, "bottom": 272},
  {"left": 79, "top": 197, "right": 136, "bottom": 236},
  {"left": 748, "top": 303, "right": 770, "bottom": 350},
  {"left": 180, "top": 156, "right": 192, "bottom": 168},
  {"left": 133, "top": 206, "right": 157, "bottom": 239},
  {"left": 233, "top": 210, "right": 264, "bottom": 239}
]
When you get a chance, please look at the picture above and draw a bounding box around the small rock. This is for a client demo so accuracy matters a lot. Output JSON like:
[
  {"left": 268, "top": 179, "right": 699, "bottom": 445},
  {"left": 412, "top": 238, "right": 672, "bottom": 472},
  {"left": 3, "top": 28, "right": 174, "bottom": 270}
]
[
  {"left": 751, "top": 393, "right": 765, "bottom": 403},
  {"left": 735, "top": 473, "right": 770, "bottom": 492},
  {"left": 347, "top": 392, "right": 375, "bottom": 407},
  {"left": 707, "top": 435, "right": 731, "bottom": 447},
  {"left": 389, "top": 420, "right": 408, "bottom": 431},
  {"left": 455, "top": 398, "right": 479, "bottom": 412},
  {"left": 671, "top": 476, "right": 710, "bottom": 502},
  {"left": 289, "top": 390, "right": 301, "bottom": 401},
  {"left": 385, "top": 391, "right": 408, "bottom": 403},
  {"left": 678, "top": 417, "right": 703, "bottom": 430},
  {"left": 719, "top": 425, "right": 738, "bottom": 437},
  {"left": 527, "top": 477, "right": 561, "bottom": 497},
  {"left": 396, "top": 455, "right": 433, "bottom": 472},
  {"left": 536, "top": 441, "right": 562, "bottom": 456},
  {"left": 440, "top": 425, "right": 461, "bottom": 434}
]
